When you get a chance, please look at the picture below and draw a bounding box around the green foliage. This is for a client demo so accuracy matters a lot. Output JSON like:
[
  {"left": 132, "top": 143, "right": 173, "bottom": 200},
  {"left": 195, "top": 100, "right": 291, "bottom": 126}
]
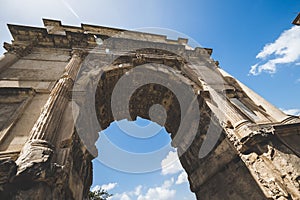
[{"left": 88, "top": 187, "right": 112, "bottom": 200}]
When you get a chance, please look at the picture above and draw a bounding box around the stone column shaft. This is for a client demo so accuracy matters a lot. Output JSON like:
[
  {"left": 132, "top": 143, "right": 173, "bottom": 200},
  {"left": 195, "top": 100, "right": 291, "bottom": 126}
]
[
  {"left": 15, "top": 50, "right": 84, "bottom": 174},
  {"left": 29, "top": 51, "right": 82, "bottom": 142}
]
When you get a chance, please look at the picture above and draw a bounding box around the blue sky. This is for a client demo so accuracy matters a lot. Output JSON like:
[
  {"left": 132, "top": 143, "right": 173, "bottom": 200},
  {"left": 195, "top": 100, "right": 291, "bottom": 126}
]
[{"left": 1, "top": 1, "right": 300, "bottom": 199}]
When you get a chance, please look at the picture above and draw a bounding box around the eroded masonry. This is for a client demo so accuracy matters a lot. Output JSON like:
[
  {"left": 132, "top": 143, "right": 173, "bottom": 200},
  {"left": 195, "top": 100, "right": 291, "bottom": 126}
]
[{"left": 0, "top": 19, "right": 299, "bottom": 200}]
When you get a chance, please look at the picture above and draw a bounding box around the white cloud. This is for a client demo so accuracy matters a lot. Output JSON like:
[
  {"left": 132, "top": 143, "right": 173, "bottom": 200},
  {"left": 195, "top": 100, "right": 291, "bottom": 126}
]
[
  {"left": 110, "top": 178, "right": 181, "bottom": 200},
  {"left": 137, "top": 187, "right": 176, "bottom": 200},
  {"left": 119, "top": 193, "right": 131, "bottom": 200},
  {"left": 134, "top": 185, "right": 142, "bottom": 196},
  {"left": 250, "top": 26, "right": 300, "bottom": 75},
  {"left": 176, "top": 171, "right": 188, "bottom": 185},
  {"left": 280, "top": 108, "right": 300, "bottom": 116},
  {"left": 91, "top": 185, "right": 101, "bottom": 192},
  {"left": 92, "top": 182, "right": 117, "bottom": 192},
  {"left": 161, "top": 150, "right": 183, "bottom": 175},
  {"left": 162, "top": 178, "right": 174, "bottom": 189},
  {"left": 110, "top": 193, "right": 131, "bottom": 200},
  {"left": 137, "top": 178, "right": 176, "bottom": 200},
  {"left": 109, "top": 185, "right": 142, "bottom": 200}
]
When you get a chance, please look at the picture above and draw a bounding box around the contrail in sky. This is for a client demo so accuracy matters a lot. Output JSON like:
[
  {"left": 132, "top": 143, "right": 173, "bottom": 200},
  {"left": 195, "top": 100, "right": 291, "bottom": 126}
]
[{"left": 61, "top": 0, "right": 81, "bottom": 21}]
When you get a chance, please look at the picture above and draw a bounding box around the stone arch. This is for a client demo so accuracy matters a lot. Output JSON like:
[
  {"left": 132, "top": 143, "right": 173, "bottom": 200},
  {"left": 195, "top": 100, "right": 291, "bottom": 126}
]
[
  {"left": 1, "top": 20, "right": 300, "bottom": 200},
  {"left": 73, "top": 48, "right": 204, "bottom": 159},
  {"left": 73, "top": 48, "right": 266, "bottom": 199}
]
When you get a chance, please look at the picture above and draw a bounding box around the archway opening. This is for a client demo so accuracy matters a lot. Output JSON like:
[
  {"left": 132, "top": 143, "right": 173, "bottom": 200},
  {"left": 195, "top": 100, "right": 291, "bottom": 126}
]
[
  {"left": 91, "top": 117, "right": 196, "bottom": 199},
  {"left": 83, "top": 57, "right": 202, "bottom": 199}
]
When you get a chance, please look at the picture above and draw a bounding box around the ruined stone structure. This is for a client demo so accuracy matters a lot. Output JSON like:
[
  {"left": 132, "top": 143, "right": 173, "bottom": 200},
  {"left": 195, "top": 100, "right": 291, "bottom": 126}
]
[{"left": 0, "top": 19, "right": 299, "bottom": 200}]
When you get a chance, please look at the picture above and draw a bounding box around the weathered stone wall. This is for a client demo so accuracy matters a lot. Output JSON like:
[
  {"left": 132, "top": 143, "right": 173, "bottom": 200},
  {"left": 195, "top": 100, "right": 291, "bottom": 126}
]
[{"left": 0, "top": 47, "right": 70, "bottom": 155}]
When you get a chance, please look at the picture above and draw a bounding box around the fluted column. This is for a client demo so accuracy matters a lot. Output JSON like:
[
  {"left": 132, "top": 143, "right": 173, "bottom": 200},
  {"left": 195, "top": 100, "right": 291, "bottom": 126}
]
[
  {"left": 15, "top": 49, "right": 85, "bottom": 174},
  {"left": 29, "top": 50, "right": 83, "bottom": 141}
]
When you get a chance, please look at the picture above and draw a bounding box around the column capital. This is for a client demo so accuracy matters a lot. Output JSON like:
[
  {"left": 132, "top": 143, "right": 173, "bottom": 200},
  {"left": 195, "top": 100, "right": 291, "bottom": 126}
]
[{"left": 71, "top": 49, "right": 88, "bottom": 59}]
